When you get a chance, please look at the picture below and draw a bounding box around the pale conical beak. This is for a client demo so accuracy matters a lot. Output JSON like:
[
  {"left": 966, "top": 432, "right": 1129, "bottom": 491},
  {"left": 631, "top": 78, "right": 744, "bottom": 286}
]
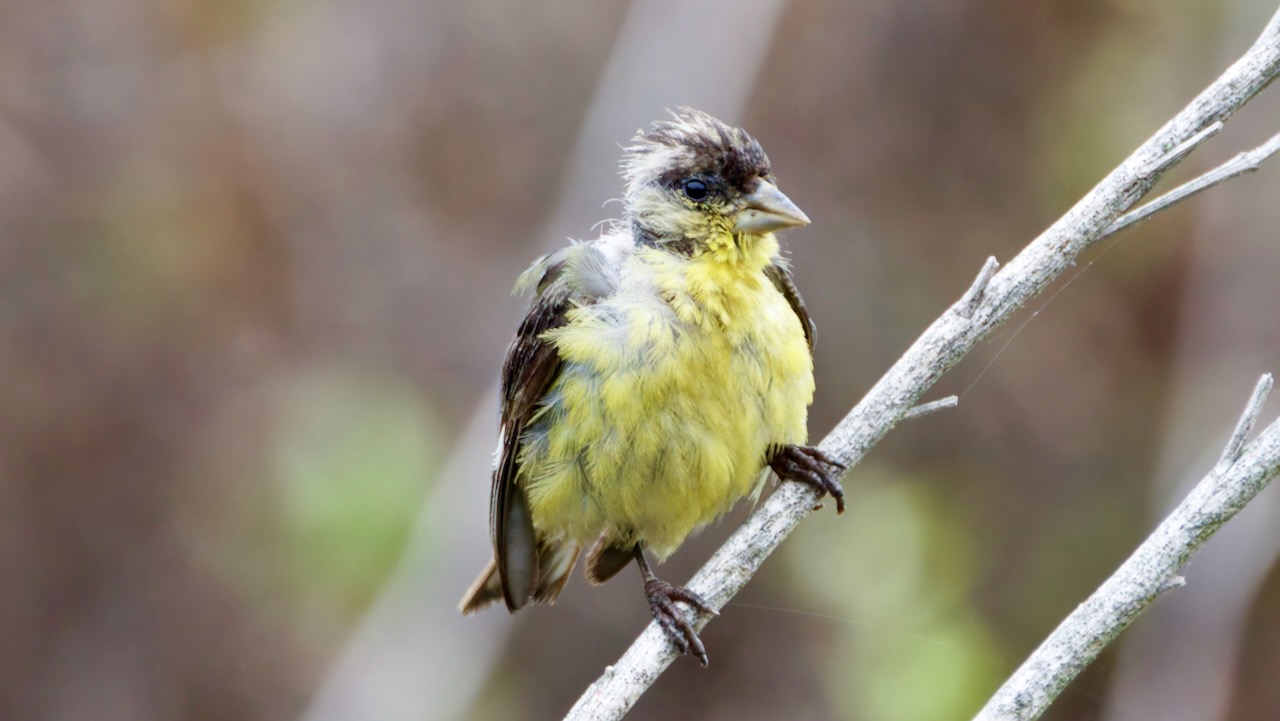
[{"left": 733, "top": 179, "right": 810, "bottom": 234}]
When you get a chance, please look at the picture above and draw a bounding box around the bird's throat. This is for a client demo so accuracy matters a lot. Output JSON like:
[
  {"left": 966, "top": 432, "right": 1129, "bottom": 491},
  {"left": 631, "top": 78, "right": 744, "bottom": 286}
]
[
  {"left": 699, "top": 229, "right": 777, "bottom": 273},
  {"left": 643, "top": 231, "right": 781, "bottom": 338}
]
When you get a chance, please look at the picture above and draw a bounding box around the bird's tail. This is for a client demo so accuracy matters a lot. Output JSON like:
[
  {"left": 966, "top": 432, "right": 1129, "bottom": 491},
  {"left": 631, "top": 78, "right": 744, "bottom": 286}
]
[
  {"left": 458, "top": 540, "right": 581, "bottom": 615},
  {"left": 459, "top": 559, "right": 503, "bottom": 615}
]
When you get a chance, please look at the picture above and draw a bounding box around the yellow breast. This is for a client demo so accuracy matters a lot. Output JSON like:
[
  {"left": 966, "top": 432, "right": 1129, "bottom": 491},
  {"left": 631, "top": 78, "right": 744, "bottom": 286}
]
[{"left": 521, "top": 235, "right": 814, "bottom": 557}]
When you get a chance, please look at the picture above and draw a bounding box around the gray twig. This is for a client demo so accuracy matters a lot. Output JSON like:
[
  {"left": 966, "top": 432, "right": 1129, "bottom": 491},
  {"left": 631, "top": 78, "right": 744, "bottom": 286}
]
[
  {"left": 957, "top": 256, "right": 1001, "bottom": 318},
  {"left": 564, "top": 7, "right": 1280, "bottom": 720},
  {"left": 1140, "top": 121, "right": 1224, "bottom": 176},
  {"left": 903, "top": 395, "right": 960, "bottom": 420},
  {"left": 1218, "top": 373, "right": 1274, "bottom": 469},
  {"left": 970, "top": 375, "right": 1280, "bottom": 721}
]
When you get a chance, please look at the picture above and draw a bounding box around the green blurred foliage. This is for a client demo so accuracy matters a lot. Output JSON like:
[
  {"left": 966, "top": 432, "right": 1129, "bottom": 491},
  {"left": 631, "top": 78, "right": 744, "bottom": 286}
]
[
  {"left": 269, "top": 369, "right": 439, "bottom": 617},
  {"left": 788, "top": 469, "right": 1002, "bottom": 721}
]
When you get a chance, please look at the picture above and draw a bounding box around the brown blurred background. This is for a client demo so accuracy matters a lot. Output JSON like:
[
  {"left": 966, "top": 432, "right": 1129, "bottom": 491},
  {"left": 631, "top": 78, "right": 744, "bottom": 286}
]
[{"left": 3, "top": 0, "right": 1279, "bottom": 719}]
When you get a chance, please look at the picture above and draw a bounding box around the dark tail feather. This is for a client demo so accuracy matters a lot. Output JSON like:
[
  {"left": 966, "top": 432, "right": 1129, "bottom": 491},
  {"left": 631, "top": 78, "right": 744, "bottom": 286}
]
[
  {"left": 532, "top": 541, "right": 580, "bottom": 603},
  {"left": 459, "top": 560, "right": 504, "bottom": 615},
  {"left": 585, "top": 537, "right": 634, "bottom": 585},
  {"left": 458, "top": 541, "right": 581, "bottom": 615}
]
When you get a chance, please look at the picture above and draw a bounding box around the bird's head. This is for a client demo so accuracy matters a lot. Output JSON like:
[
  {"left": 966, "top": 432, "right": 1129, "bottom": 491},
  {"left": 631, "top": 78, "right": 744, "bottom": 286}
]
[{"left": 620, "top": 108, "right": 809, "bottom": 255}]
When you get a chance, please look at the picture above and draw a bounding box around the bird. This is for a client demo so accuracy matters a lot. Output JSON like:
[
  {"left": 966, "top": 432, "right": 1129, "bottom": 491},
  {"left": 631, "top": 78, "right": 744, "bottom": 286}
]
[{"left": 459, "top": 108, "right": 844, "bottom": 665}]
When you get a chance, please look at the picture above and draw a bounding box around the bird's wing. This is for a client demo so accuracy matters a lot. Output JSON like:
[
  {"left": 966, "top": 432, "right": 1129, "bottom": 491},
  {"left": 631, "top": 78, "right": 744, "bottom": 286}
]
[
  {"left": 491, "top": 242, "right": 621, "bottom": 610},
  {"left": 765, "top": 261, "right": 815, "bottom": 351}
]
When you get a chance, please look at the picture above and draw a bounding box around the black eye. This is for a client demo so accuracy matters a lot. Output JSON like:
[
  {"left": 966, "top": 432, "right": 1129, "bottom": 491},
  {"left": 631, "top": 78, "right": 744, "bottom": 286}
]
[{"left": 682, "top": 178, "right": 709, "bottom": 201}]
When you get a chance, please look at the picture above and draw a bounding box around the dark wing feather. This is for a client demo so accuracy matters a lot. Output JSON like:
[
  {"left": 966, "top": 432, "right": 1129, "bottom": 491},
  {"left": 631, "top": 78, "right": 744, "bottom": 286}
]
[
  {"left": 491, "top": 245, "right": 618, "bottom": 611},
  {"left": 492, "top": 282, "right": 569, "bottom": 610},
  {"left": 764, "top": 262, "right": 815, "bottom": 351}
]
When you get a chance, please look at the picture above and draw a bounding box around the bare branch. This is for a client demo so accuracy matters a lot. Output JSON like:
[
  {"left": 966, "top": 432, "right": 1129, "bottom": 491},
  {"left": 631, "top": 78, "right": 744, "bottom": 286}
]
[
  {"left": 564, "top": 8, "right": 1280, "bottom": 720},
  {"left": 970, "top": 375, "right": 1280, "bottom": 721}
]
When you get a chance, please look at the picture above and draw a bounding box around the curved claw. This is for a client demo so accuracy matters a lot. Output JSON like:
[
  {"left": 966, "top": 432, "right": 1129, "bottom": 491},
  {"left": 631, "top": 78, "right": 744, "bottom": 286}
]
[
  {"left": 645, "top": 578, "right": 715, "bottom": 666},
  {"left": 770, "top": 444, "right": 847, "bottom": 513}
]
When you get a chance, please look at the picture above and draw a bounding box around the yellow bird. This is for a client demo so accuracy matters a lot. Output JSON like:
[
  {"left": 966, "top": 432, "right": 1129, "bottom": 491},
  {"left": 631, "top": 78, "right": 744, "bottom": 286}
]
[{"left": 460, "top": 108, "right": 843, "bottom": 664}]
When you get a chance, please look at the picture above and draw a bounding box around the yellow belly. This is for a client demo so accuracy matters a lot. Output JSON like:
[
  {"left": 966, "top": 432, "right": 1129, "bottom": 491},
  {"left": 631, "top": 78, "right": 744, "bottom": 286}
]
[{"left": 521, "top": 263, "right": 813, "bottom": 558}]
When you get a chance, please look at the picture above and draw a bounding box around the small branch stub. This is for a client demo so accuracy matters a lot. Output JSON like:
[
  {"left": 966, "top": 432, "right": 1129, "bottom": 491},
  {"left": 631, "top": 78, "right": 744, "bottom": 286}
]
[
  {"left": 958, "top": 256, "right": 1001, "bottom": 318},
  {"left": 1140, "top": 121, "right": 1224, "bottom": 177},
  {"left": 1218, "top": 373, "right": 1273, "bottom": 469},
  {"left": 904, "top": 395, "right": 960, "bottom": 420}
]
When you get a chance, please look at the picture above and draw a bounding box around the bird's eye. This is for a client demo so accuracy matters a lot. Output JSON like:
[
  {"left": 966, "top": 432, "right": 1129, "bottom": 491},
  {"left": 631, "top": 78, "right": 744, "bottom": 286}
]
[{"left": 682, "top": 178, "right": 709, "bottom": 201}]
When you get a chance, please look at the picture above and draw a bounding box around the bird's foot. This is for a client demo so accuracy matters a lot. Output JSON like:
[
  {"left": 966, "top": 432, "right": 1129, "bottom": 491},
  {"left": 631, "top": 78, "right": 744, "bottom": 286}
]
[
  {"left": 644, "top": 578, "right": 717, "bottom": 666},
  {"left": 770, "top": 445, "right": 847, "bottom": 513}
]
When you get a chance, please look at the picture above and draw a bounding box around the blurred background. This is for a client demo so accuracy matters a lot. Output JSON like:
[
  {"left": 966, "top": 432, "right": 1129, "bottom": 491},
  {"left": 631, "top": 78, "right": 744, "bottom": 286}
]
[{"left": 3, "top": 0, "right": 1279, "bottom": 719}]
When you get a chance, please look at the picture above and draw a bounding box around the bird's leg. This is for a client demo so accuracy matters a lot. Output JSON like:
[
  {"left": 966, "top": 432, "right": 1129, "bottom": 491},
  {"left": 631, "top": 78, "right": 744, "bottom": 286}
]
[
  {"left": 634, "top": 544, "right": 717, "bottom": 666},
  {"left": 769, "top": 444, "right": 847, "bottom": 513}
]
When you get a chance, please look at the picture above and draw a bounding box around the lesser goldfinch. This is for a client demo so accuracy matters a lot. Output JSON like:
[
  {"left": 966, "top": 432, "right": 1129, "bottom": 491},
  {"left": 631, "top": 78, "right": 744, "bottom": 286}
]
[{"left": 460, "top": 108, "right": 843, "bottom": 664}]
